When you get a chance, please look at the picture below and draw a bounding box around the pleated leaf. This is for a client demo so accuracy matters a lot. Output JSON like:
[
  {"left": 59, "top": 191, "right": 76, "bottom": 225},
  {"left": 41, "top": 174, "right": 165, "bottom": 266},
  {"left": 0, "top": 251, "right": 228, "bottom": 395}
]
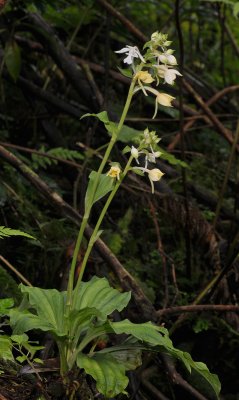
[
  {"left": 109, "top": 319, "right": 220, "bottom": 399},
  {"left": 77, "top": 352, "right": 128, "bottom": 398},
  {"left": 10, "top": 285, "right": 66, "bottom": 336},
  {"left": 73, "top": 276, "right": 131, "bottom": 317},
  {"left": 110, "top": 319, "right": 173, "bottom": 347}
]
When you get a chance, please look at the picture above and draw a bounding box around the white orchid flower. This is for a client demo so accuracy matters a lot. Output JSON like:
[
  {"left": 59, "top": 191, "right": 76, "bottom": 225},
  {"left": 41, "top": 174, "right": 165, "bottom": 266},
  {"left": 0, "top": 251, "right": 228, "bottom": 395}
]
[
  {"left": 156, "top": 65, "right": 182, "bottom": 85},
  {"left": 115, "top": 46, "right": 145, "bottom": 65},
  {"left": 158, "top": 51, "right": 177, "bottom": 65}
]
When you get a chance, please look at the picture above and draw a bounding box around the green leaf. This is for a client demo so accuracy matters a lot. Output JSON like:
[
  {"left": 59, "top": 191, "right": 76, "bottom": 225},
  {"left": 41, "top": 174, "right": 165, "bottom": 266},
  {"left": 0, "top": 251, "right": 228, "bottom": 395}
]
[
  {"left": 117, "top": 67, "right": 133, "bottom": 78},
  {"left": 159, "top": 147, "right": 189, "bottom": 168},
  {"left": 73, "top": 276, "right": 131, "bottom": 318},
  {"left": 181, "top": 354, "right": 221, "bottom": 400},
  {"left": 4, "top": 41, "right": 21, "bottom": 81},
  {"left": 100, "top": 343, "right": 142, "bottom": 370},
  {"left": 16, "top": 355, "right": 27, "bottom": 363},
  {"left": 81, "top": 111, "right": 117, "bottom": 136},
  {"left": 11, "top": 334, "right": 29, "bottom": 345},
  {"left": 233, "top": 2, "right": 239, "bottom": 17},
  {"left": 0, "top": 226, "right": 35, "bottom": 240},
  {"left": 10, "top": 286, "right": 66, "bottom": 336},
  {"left": 110, "top": 319, "right": 172, "bottom": 347},
  {"left": 109, "top": 319, "right": 220, "bottom": 399},
  {"left": 117, "top": 125, "right": 143, "bottom": 143},
  {"left": 69, "top": 307, "right": 103, "bottom": 348},
  {"left": 0, "top": 298, "right": 14, "bottom": 316},
  {"left": 122, "top": 145, "right": 131, "bottom": 154},
  {"left": 81, "top": 111, "right": 110, "bottom": 124},
  {"left": 10, "top": 309, "right": 55, "bottom": 334},
  {"left": 0, "top": 336, "right": 13, "bottom": 361},
  {"left": 77, "top": 352, "right": 128, "bottom": 397},
  {"left": 85, "top": 171, "right": 114, "bottom": 210}
]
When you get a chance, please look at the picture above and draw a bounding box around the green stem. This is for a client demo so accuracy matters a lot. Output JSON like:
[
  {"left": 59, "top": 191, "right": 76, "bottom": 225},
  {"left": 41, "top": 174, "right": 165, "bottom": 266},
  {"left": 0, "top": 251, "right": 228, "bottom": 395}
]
[
  {"left": 57, "top": 341, "right": 68, "bottom": 378},
  {"left": 73, "top": 156, "right": 134, "bottom": 300},
  {"left": 66, "top": 80, "right": 136, "bottom": 309}
]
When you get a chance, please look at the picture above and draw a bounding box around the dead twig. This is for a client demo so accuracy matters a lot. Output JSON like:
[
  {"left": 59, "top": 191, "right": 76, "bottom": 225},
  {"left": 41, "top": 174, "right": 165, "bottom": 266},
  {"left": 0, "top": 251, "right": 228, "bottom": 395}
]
[
  {"left": 182, "top": 79, "right": 239, "bottom": 152},
  {"left": 162, "top": 354, "right": 208, "bottom": 400},
  {"left": 97, "top": 0, "right": 147, "bottom": 43},
  {"left": 0, "top": 142, "right": 83, "bottom": 170},
  {"left": 157, "top": 304, "right": 239, "bottom": 316},
  {"left": 141, "top": 366, "right": 170, "bottom": 400},
  {"left": 0, "top": 255, "right": 32, "bottom": 287},
  {"left": 168, "top": 84, "right": 239, "bottom": 150}
]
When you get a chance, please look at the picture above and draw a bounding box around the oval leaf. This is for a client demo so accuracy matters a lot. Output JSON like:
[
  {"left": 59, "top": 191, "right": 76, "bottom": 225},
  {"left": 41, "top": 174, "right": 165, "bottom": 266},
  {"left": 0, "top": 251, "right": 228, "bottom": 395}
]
[
  {"left": 85, "top": 171, "right": 114, "bottom": 210},
  {"left": 77, "top": 352, "right": 128, "bottom": 397},
  {"left": 73, "top": 276, "right": 131, "bottom": 318}
]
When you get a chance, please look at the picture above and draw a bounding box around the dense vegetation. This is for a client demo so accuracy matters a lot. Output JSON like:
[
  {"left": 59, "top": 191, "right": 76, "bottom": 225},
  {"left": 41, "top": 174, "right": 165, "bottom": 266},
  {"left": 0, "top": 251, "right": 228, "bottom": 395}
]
[{"left": 0, "top": 0, "right": 239, "bottom": 399}]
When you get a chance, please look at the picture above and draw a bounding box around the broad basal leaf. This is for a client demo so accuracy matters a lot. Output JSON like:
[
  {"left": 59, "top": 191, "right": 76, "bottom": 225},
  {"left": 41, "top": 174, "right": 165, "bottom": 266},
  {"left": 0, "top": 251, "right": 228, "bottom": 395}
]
[
  {"left": 69, "top": 307, "right": 103, "bottom": 345},
  {"left": 109, "top": 319, "right": 220, "bottom": 399},
  {"left": 73, "top": 276, "right": 131, "bottom": 318},
  {"left": 10, "top": 286, "right": 66, "bottom": 336},
  {"left": 10, "top": 309, "right": 59, "bottom": 335},
  {"left": 77, "top": 352, "right": 128, "bottom": 397},
  {"left": 178, "top": 353, "right": 221, "bottom": 400},
  {"left": 99, "top": 341, "right": 142, "bottom": 371},
  {"left": 110, "top": 319, "right": 173, "bottom": 348}
]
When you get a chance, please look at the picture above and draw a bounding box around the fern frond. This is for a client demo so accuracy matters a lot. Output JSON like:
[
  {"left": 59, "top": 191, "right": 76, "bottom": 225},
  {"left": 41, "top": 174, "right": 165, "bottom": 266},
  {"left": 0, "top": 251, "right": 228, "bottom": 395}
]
[
  {"left": 48, "top": 147, "right": 84, "bottom": 161},
  {"left": 0, "top": 226, "right": 35, "bottom": 240},
  {"left": 31, "top": 146, "right": 84, "bottom": 170}
]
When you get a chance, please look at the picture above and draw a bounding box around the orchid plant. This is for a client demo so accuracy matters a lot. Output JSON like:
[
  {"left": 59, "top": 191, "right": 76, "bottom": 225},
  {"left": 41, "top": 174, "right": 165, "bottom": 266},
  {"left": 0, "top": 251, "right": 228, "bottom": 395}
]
[{"left": 0, "top": 32, "right": 221, "bottom": 399}]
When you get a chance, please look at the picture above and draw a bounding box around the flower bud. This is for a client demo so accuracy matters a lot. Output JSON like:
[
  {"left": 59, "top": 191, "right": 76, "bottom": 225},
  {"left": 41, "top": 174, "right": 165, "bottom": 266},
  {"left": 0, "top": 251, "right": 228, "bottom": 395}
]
[
  {"left": 131, "top": 146, "right": 139, "bottom": 159},
  {"left": 148, "top": 168, "right": 164, "bottom": 182}
]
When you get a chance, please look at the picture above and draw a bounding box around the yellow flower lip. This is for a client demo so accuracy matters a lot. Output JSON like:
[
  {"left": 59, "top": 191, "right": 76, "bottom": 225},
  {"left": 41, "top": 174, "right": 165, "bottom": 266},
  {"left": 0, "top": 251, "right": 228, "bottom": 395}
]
[
  {"left": 106, "top": 166, "right": 121, "bottom": 180},
  {"left": 134, "top": 70, "right": 154, "bottom": 84}
]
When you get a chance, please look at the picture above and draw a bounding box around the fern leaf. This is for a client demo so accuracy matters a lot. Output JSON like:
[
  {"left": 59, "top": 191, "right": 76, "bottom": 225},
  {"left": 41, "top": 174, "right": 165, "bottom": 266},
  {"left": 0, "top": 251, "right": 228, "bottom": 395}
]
[
  {"left": 48, "top": 147, "right": 84, "bottom": 161},
  {"left": 0, "top": 226, "right": 35, "bottom": 240}
]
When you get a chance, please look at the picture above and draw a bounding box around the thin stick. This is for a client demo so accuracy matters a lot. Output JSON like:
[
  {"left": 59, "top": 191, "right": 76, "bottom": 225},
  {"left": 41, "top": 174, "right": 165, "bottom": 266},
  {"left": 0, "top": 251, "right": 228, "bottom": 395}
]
[
  {"left": 0, "top": 255, "right": 32, "bottom": 287},
  {"left": 157, "top": 304, "right": 239, "bottom": 316}
]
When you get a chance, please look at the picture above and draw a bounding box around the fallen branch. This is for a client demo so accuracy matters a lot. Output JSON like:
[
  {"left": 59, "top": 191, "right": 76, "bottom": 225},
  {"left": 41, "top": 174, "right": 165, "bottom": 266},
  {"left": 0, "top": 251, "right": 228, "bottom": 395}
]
[
  {"left": 162, "top": 354, "right": 208, "bottom": 400},
  {"left": 168, "top": 84, "right": 239, "bottom": 150},
  {"left": 182, "top": 80, "right": 239, "bottom": 152},
  {"left": 156, "top": 304, "right": 239, "bottom": 316},
  {"left": 97, "top": 0, "right": 147, "bottom": 43}
]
